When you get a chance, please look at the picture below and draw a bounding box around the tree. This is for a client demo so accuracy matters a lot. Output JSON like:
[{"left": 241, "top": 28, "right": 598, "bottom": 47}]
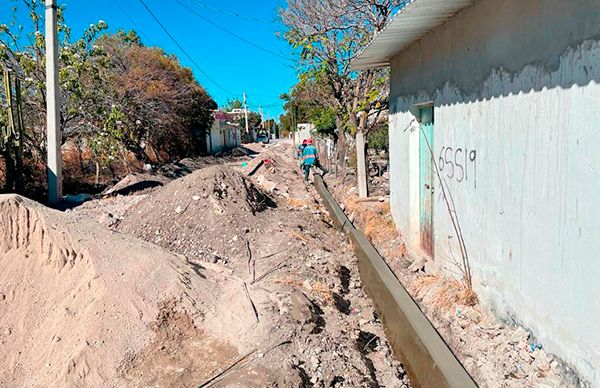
[
  {"left": 280, "top": 0, "right": 401, "bottom": 197},
  {"left": 223, "top": 98, "right": 243, "bottom": 112},
  {"left": 103, "top": 41, "right": 216, "bottom": 161},
  {"left": 239, "top": 111, "right": 261, "bottom": 130},
  {"left": 1, "top": 1, "right": 217, "bottom": 194},
  {"left": 309, "top": 106, "right": 336, "bottom": 136}
]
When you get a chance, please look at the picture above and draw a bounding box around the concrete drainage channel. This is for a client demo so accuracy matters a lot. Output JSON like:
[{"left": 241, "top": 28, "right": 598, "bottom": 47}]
[{"left": 314, "top": 175, "right": 478, "bottom": 388}]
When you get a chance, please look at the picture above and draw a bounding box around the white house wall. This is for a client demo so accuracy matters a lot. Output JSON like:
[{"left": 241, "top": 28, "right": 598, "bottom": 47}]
[
  {"left": 388, "top": 0, "right": 600, "bottom": 383},
  {"left": 208, "top": 121, "right": 240, "bottom": 155}
]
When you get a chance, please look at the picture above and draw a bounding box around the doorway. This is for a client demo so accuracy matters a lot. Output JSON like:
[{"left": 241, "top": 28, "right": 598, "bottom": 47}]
[{"left": 419, "top": 106, "right": 434, "bottom": 257}]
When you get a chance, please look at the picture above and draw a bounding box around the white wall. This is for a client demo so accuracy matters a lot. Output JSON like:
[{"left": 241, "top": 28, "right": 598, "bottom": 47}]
[
  {"left": 387, "top": 0, "right": 600, "bottom": 384},
  {"left": 295, "top": 123, "right": 315, "bottom": 144},
  {"left": 208, "top": 121, "right": 240, "bottom": 154}
]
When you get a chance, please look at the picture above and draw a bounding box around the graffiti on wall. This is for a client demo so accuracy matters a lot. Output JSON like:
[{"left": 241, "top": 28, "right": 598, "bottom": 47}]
[{"left": 438, "top": 146, "right": 478, "bottom": 188}]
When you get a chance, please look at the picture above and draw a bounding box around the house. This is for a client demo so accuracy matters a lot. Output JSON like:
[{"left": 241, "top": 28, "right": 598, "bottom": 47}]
[
  {"left": 207, "top": 111, "right": 241, "bottom": 154},
  {"left": 353, "top": 0, "right": 600, "bottom": 384},
  {"left": 294, "top": 123, "right": 315, "bottom": 144}
]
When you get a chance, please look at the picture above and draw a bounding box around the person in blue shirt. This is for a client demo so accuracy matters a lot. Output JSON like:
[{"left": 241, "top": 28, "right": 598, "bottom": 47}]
[
  {"left": 296, "top": 139, "right": 307, "bottom": 159},
  {"left": 301, "top": 138, "right": 327, "bottom": 181}
]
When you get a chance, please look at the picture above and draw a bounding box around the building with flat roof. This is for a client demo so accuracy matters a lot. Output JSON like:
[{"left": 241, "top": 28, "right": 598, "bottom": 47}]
[{"left": 353, "top": 0, "right": 600, "bottom": 384}]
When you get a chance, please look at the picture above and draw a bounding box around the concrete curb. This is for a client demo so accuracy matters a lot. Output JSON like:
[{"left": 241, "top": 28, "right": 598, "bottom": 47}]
[{"left": 314, "top": 175, "right": 478, "bottom": 388}]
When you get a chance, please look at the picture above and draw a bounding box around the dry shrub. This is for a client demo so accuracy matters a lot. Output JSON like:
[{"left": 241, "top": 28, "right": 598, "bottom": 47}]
[
  {"left": 273, "top": 277, "right": 303, "bottom": 288},
  {"left": 287, "top": 198, "right": 310, "bottom": 209},
  {"left": 459, "top": 287, "right": 478, "bottom": 307},
  {"left": 408, "top": 275, "right": 439, "bottom": 299},
  {"left": 409, "top": 275, "right": 478, "bottom": 312},
  {"left": 346, "top": 196, "right": 399, "bottom": 245},
  {"left": 0, "top": 157, "right": 6, "bottom": 188},
  {"left": 62, "top": 147, "right": 86, "bottom": 181},
  {"left": 311, "top": 281, "right": 334, "bottom": 305}
]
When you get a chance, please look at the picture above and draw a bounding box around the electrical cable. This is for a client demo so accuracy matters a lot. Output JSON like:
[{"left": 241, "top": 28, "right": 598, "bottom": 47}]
[
  {"left": 184, "top": 0, "right": 274, "bottom": 25},
  {"left": 111, "top": 0, "right": 152, "bottom": 43},
  {"left": 174, "top": 0, "right": 293, "bottom": 63},
  {"left": 138, "top": 0, "right": 240, "bottom": 97}
]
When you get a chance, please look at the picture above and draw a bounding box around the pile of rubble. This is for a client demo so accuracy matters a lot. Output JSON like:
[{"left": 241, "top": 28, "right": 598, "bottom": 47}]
[
  {"left": 119, "top": 166, "right": 275, "bottom": 266},
  {"left": 114, "top": 145, "right": 411, "bottom": 386},
  {"left": 38, "top": 142, "right": 412, "bottom": 387}
]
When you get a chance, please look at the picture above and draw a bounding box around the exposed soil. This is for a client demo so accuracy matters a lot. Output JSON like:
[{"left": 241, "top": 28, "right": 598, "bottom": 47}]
[
  {"left": 328, "top": 175, "right": 587, "bottom": 388},
  {"left": 0, "top": 141, "right": 409, "bottom": 387},
  {"left": 0, "top": 194, "right": 219, "bottom": 387}
]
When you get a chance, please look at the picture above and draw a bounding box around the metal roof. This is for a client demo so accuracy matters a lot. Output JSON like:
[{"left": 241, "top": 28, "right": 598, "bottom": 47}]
[{"left": 351, "top": 0, "right": 475, "bottom": 70}]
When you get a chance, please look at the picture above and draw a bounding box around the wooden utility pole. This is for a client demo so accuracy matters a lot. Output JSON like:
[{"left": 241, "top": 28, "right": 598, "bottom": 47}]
[{"left": 45, "top": 0, "right": 62, "bottom": 204}]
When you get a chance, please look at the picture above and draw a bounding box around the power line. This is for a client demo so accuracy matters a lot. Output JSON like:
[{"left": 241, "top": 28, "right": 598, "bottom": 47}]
[
  {"left": 175, "top": 0, "right": 294, "bottom": 63},
  {"left": 184, "top": 0, "right": 274, "bottom": 25},
  {"left": 111, "top": 0, "right": 152, "bottom": 43},
  {"left": 138, "top": 0, "right": 240, "bottom": 97}
]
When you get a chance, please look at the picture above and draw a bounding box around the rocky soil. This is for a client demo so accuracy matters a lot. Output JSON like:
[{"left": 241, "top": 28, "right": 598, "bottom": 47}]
[
  {"left": 329, "top": 174, "right": 588, "bottom": 388},
  {"left": 0, "top": 142, "right": 410, "bottom": 387}
]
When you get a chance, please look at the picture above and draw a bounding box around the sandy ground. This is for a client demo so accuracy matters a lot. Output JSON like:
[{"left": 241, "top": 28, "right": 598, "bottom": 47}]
[{"left": 0, "top": 142, "right": 409, "bottom": 387}]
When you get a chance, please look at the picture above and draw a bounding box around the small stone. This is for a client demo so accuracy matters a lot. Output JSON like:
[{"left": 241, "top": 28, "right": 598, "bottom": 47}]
[
  {"left": 521, "top": 362, "right": 535, "bottom": 376},
  {"left": 510, "top": 327, "right": 529, "bottom": 344},
  {"left": 310, "top": 356, "right": 319, "bottom": 368},
  {"left": 520, "top": 348, "right": 533, "bottom": 362},
  {"left": 532, "top": 350, "right": 550, "bottom": 371},
  {"left": 463, "top": 357, "right": 476, "bottom": 371}
]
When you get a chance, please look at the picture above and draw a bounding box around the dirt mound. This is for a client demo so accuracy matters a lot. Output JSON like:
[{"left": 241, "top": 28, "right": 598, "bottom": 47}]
[
  {"left": 119, "top": 166, "right": 276, "bottom": 265},
  {"left": 0, "top": 194, "right": 217, "bottom": 387},
  {"left": 103, "top": 173, "right": 168, "bottom": 197}
]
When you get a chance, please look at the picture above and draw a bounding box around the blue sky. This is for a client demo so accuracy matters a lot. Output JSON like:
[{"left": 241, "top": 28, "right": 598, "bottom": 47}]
[{"left": 5, "top": 0, "right": 297, "bottom": 119}]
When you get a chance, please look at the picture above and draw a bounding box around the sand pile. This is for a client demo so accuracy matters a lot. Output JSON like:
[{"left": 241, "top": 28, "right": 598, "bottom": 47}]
[
  {"left": 0, "top": 194, "right": 217, "bottom": 388},
  {"left": 119, "top": 165, "right": 276, "bottom": 266}
]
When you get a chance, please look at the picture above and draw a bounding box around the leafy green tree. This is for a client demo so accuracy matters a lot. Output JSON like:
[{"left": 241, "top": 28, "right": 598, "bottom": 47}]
[
  {"left": 223, "top": 98, "right": 243, "bottom": 112},
  {"left": 367, "top": 124, "right": 388, "bottom": 152},
  {"left": 1, "top": 1, "right": 217, "bottom": 194},
  {"left": 309, "top": 106, "right": 336, "bottom": 136},
  {"left": 280, "top": 0, "right": 400, "bottom": 196}
]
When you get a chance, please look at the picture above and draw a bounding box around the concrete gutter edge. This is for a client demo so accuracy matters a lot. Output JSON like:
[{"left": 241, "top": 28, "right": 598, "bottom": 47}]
[{"left": 314, "top": 175, "right": 477, "bottom": 388}]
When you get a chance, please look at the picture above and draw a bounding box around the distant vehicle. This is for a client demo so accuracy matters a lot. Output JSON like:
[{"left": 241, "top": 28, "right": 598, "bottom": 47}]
[{"left": 256, "top": 133, "right": 270, "bottom": 144}]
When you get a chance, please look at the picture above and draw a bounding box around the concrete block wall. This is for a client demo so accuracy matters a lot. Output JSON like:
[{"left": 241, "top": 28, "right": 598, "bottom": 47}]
[{"left": 387, "top": 0, "right": 600, "bottom": 383}]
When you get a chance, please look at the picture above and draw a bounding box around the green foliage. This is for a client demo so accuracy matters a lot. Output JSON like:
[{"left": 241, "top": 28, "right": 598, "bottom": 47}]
[
  {"left": 0, "top": 1, "right": 217, "bottom": 193},
  {"left": 309, "top": 106, "right": 336, "bottom": 136},
  {"left": 224, "top": 98, "right": 243, "bottom": 112},
  {"left": 89, "top": 107, "right": 124, "bottom": 168},
  {"left": 367, "top": 124, "right": 389, "bottom": 152},
  {"left": 238, "top": 111, "right": 261, "bottom": 130}
]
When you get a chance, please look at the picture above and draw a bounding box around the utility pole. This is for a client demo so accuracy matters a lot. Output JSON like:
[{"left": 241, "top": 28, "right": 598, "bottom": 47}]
[
  {"left": 45, "top": 0, "right": 62, "bottom": 204},
  {"left": 243, "top": 92, "right": 249, "bottom": 135}
]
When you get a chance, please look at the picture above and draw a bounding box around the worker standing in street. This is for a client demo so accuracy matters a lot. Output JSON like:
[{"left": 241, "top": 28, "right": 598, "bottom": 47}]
[
  {"left": 296, "top": 139, "right": 307, "bottom": 159},
  {"left": 301, "top": 138, "right": 327, "bottom": 181}
]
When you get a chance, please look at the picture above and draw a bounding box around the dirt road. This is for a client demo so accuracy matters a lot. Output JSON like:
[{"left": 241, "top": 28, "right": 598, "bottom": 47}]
[{"left": 0, "top": 141, "right": 408, "bottom": 387}]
